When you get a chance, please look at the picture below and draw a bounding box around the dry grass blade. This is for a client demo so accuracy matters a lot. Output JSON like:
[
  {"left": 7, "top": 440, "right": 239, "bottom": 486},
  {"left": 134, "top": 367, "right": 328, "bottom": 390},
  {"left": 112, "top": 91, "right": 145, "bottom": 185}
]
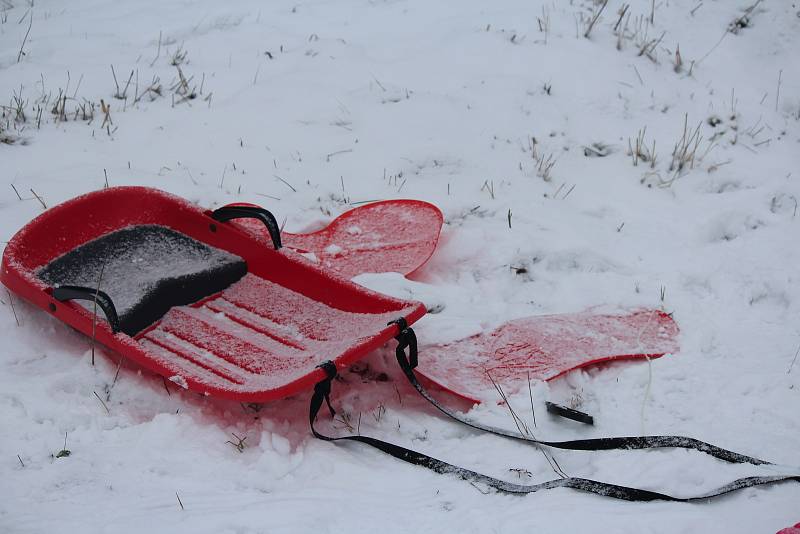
[
  {"left": 91, "top": 259, "right": 108, "bottom": 366},
  {"left": 527, "top": 371, "right": 537, "bottom": 428},
  {"left": 485, "top": 369, "right": 568, "bottom": 479},
  {"left": 638, "top": 30, "right": 665, "bottom": 60},
  {"left": 5, "top": 288, "right": 21, "bottom": 326},
  {"left": 93, "top": 390, "right": 110, "bottom": 414},
  {"left": 789, "top": 344, "right": 800, "bottom": 375},
  {"left": 30, "top": 188, "right": 47, "bottom": 209},
  {"left": 100, "top": 99, "right": 112, "bottom": 128},
  {"left": 225, "top": 433, "right": 248, "bottom": 452},
  {"left": 274, "top": 175, "right": 297, "bottom": 192},
  {"left": 628, "top": 127, "right": 657, "bottom": 168},
  {"left": 16, "top": 10, "right": 32, "bottom": 63},
  {"left": 583, "top": 0, "right": 608, "bottom": 39},
  {"left": 149, "top": 30, "right": 162, "bottom": 67},
  {"left": 111, "top": 65, "right": 134, "bottom": 100},
  {"left": 485, "top": 369, "right": 528, "bottom": 436},
  {"left": 668, "top": 114, "right": 703, "bottom": 180},
  {"left": 614, "top": 3, "right": 629, "bottom": 32},
  {"left": 530, "top": 138, "right": 556, "bottom": 181},
  {"left": 111, "top": 358, "right": 123, "bottom": 388},
  {"left": 11, "top": 183, "right": 23, "bottom": 200},
  {"left": 481, "top": 180, "right": 495, "bottom": 199}
]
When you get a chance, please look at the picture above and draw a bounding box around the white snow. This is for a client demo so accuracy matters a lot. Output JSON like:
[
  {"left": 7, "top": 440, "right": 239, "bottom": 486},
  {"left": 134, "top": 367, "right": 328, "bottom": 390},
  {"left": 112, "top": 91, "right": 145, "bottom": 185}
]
[
  {"left": 297, "top": 251, "right": 319, "bottom": 263},
  {"left": 168, "top": 375, "right": 189, "bottom": 390},
  {"left": 1, "top": 0, "right": 799, "bottom": 532},
  {"left": 323, "top": 243, "right": 344, "bottom": 255}
]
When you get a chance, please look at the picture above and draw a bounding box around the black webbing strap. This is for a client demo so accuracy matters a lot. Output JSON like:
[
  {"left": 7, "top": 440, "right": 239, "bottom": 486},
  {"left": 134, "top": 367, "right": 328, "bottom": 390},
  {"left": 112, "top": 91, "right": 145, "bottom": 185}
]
[
  {"left": 309, "top": 356, "right": 798, "bottom": 500},
  {"left": 308, "top": 321, "right": 800, "bottom": 501},
  {"left": 388, "top": 319, "right": 779, "bottom": 466}
]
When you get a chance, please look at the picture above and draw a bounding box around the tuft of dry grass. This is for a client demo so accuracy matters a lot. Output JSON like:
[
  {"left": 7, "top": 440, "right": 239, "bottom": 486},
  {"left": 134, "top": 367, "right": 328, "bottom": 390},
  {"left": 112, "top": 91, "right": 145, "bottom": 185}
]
[
  {"left": 668, "top": 114, "right": 703, "bottom": 178},
  {"left": 628, "top": 127, "right": 657, "bottom": 168},
  {"left": 529, "top": 137, "right": 556, "bottom": 182},
  {"left": 2, "top": 41, "right": 208, "bottom": 145}
]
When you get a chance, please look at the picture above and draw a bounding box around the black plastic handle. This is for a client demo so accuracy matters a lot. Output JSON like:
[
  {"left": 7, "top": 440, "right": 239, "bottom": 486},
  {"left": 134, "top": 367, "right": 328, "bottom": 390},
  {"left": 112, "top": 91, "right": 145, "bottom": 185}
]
[
  {"left": 211, "top": 206, "right": 282, "bottom": 250},
  {"left": 545, "top": 401, "right": 594, "bottom": 425},
  {"left": 52, "top": 285, "right": 121, "bottom": 334}
]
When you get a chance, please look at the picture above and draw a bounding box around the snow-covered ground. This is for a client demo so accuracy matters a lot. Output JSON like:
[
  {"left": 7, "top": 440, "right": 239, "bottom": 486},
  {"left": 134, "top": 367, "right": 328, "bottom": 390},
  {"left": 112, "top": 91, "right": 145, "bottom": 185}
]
[{"left": 1, "top": 0, "right": 799, "bottom": 532}]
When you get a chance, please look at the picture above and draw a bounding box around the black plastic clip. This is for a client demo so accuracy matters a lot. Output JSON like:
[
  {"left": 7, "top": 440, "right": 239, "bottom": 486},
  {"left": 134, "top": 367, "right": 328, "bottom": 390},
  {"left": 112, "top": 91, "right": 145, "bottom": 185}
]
[
  {"left": 314, "top": 361, "right": 338, "bottom": 418},
  {"left": 388, "top": 317, "right": 418, "bottom": 370},
  {"left": 545, "top": 401, "right": 594, "bottom": 425}
]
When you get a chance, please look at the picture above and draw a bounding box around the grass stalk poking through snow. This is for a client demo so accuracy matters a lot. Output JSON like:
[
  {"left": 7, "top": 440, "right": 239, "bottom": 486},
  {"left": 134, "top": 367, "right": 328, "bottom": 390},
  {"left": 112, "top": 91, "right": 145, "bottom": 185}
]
[
  {"left": 55, "top": 432, "right": 70, "bottom": 458},
  {"left": 668, "top": 114, "right": 703, "bottom": 179},
  {"left": 5, "top": 288, "right": 21, "bottom": 326},
  {"left": 93, "top": 391, "right": 110, "bottom": 414},
  {"left": 789, "top": 344, "right": 800, "bottom": 375},
  {"left": 485, "top": 370, "right": 567, "bottom": 479},
  {"left": 16, "top": 9, "right": 32, "bottom": 63},
  {"left": 628, "top": 127, "right": 657, "bottom": 168},
  {"left": 583, "top": 0, "right": 608, "bottom": 39},
  {"left": 90, "top": 260, "right": 108, "bottom": 366}
]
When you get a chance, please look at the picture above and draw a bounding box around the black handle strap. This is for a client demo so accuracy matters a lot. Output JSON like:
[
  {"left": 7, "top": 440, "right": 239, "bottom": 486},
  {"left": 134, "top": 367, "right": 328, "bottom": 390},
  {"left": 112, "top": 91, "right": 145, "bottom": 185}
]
[
  {"left": 52, "top": 285, "right": 121, "bottom": 333},
  {"left": 308, "top": 320, "right": 800, "bottom": 501},
  {"left": 391, "top": 323, "right": 774, "bottom": 466},
  {"left": 309, "top": 354, "right": 798, "bottom": 501},
  {"left": 211, "top": 205, "right": 282, "bottom": 250}
]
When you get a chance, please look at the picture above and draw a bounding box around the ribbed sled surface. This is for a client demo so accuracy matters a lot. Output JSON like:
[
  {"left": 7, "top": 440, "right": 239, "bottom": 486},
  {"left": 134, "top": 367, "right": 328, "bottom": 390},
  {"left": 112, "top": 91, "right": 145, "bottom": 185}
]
[{"left": 138, "top": 273, "right": 407, "bottom": 394}]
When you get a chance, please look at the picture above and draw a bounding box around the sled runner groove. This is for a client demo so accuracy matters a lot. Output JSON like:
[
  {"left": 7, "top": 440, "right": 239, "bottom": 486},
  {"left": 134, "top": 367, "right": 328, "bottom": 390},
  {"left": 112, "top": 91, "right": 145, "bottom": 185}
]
[
  {"left": 204, "top": 300, "right": 308, "bottom": 350},
  {"left": 150, "top": 306, "right": 298, "bottom": 375},
  {"left": 141, "top": 333, "right": 248, "bottom": 386}
]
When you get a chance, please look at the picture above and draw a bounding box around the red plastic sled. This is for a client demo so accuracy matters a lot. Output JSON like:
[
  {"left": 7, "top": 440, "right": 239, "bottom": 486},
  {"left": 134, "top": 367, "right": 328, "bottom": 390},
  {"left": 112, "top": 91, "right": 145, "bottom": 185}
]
[
  {"left": 0, "top": 187, "right": 425, "bottom": 402},
  {"left": 416, "top": 309, "right": 679, "bottom": 403},
  {"left": 226, "top": 199, "right": 443, "bottom": 278}
]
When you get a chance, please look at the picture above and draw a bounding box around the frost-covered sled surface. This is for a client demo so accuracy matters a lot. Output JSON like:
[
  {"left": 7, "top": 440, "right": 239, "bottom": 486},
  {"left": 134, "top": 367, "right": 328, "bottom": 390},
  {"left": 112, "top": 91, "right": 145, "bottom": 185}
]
[{"left": 1, "top": 0, "right": 799, "bottom": 532}]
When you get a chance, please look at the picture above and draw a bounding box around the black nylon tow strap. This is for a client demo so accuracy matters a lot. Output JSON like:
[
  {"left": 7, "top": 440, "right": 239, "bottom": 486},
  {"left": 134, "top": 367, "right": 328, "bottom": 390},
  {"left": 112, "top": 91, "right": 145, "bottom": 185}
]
[
  {"left": 389, "top": 320, "right": 771, "bottom": 465},
  {"left": 309, "top": 321, "right": 800, "bottom": 501}
]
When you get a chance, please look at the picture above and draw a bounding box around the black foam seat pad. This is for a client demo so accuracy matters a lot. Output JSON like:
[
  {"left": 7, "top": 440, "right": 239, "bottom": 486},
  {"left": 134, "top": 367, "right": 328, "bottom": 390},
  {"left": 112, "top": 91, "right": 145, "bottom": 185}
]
[{"left": 38, "top": 225, "right": 247, "bottom": 336}]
